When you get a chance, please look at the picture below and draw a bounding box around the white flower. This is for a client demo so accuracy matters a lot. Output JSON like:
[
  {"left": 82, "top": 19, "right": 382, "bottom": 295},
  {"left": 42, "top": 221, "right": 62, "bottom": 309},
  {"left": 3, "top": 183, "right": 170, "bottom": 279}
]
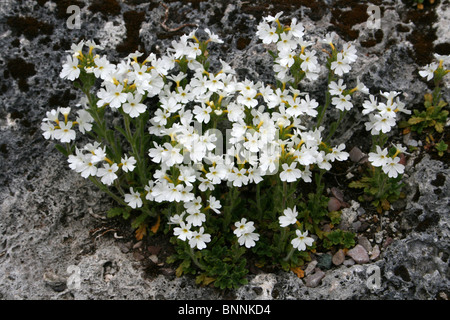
[
  {"left": 382, "top": 157, "right": 404, "bottom": 178},
  {"left": 277, "top": 32, "right": 297, "bottom": 52},
  {"left": 41, "top": 121, "right": 55, "bottom": 140},
  {"left": 419, "top": 62, "right": 438, "bottom": 81},
  {"left": 277, "top": 49, "right": 296, "bottom": 68},
  {"left": 54, "top": 121, "right": 76, "bottom": 143},
  {"left": 76, "top": 109, "right": 94, "bottom": 134},
  {"left": 342, "top": 43, "right": 358, "bottom": 63},
  {"left": 104, "top": 84, "right": 127, "bottom": 109},
  {"left": 173, "top": 221, "right": 193, "bottom": 241},
  {"left": 169, "top": 212, "right": 185, "bottom": 225},
  {"left": 238, "top": 231, "right": 260, "bottom": 248},
  {"left": 265, "top": 11, "right": 283, "bottom": 23},
  {"left": 228, "top": 168, "right": 249, "bottom": 187},
  {"left": 93, "top": 56, "right": 115, "bottom": 80},
  {"left": 205, "top": 28, "right": 224, "bottom": 44},
  {"left": 124, "top": 187, "right": 143, "bottom": 209},
  {"left": 329, "top": 79, "right": 346, "bottom": 96},
  {"left": 289, "top": 18, "right": 304, "bottom": 39},
  {"left": 291, "top": 230, "right": 314, "bottom": 251},
  {"left": 122, "top": 92, "right": 147, "bottom": 118},
  {"left": 247, "top": 166, "right": 264, "bottom": 184},
  {"left": 208, "top": 195, "right": 222, "bottom": 214},
  {"left": 161, "top": 143, "right": 184, "bottom": 167},
  {"left": 234, "top": 218, "right": 254, "bottom": 237},
  {"left": 60, "top": 55, "right": 80, "bottom": 81},
  {"left": 300, "top": 50, "right": 319, "bottom": 73},
  {"left": 96, "top": 163, "right": 119, "bottom": 185},
  {"left": 193, "top": 104, "right": 212, "bottom": 124},
  {"left": 328, "top": 144, "right": 349, "bottom": 162},
  {"left": 279, "top": 162, "right": 302, "bottom": 182},
  {"left": 332, "top": 94, "right": 353, "bottom": 111},
  {"left": 370, "top": 113, "right": 396, "bottom": 134},
  {"left": 186, "top": 210, "right": 206, "bottom": 227},
  {"left": 368, "top": 146, "right": 388, "bottom": 167},
  {"left": 362, "top": 95, "right": 378, "bottom": 115},
  {"left": 189, "top": 227, "right": 211, "bottom": 250},
  {"left": 322, "top": 32, "right": 336, "bottom": 46},
  {"left": 279, "top": 206, "right": 298, "bottom": 227},
  {"left": 331, "top": 53, "right": 351, "bottom": 76},
  {"left": 121, "top": 155, "right": 136, "bottom": 172},
  {"left": 78, "top": 154, "right": 97, "bottom": 178},
  {"left": 145, "top": 181, "right": 155, "bottom": 201}
]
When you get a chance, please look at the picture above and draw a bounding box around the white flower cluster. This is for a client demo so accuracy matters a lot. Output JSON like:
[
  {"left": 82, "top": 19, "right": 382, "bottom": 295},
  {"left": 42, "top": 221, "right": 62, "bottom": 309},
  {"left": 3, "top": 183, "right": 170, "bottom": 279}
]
[
  {"left": 41, "top": 105, "right": 94, "bottom": 143},
  {"left": 363, "top": 91, "right": 410, "bottom": 136},
  {"left": 278, "top": 206, "right": 314, "bottom": 251},
  {"left": 360, "top": 91, "right": 410, "bottom": 178},
  {"left": 67, "top": 142, "right": 136, "bottom": 185},
  {"left": 48, "top": 12, "right": 412, "bottom": 252},
  {"left": 368, "top": 144, "right": 405, "bottom": 178}
]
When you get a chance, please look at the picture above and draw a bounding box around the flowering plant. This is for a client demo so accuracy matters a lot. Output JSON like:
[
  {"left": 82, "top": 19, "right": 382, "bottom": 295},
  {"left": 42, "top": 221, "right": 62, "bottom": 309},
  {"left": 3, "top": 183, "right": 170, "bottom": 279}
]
[{"left": 42, "top": 12, "right": 410, "bottom": 288}]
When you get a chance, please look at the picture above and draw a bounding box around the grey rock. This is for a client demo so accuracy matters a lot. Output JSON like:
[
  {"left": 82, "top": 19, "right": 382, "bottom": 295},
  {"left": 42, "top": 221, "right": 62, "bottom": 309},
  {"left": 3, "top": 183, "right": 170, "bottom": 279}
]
[
  {"left": 370, "top": 245, "right": 380, "bottom": 261},
  {"left": 343, "top": 258, "right": 355, "bottom": 266},
  {"left": 349, "top": 146, "right": 366, "bottom": 163},
  {"left": 347, "top": 245, "right": 370, "bottom": 264},
  {"left": 332, "top": 249, "right": 345, "bottom": 266},
  {"left": 339, "top": 201, "right": 360, "bottom": 230},
  {"left": 304, "top": 260, "right": 318, "bottom": 276},
  {"left": 327, "top": 197, "right": 342, "bottom": 212},
  {"left": 43, "top": 272, "right": 67, "bottom": 293},
  {"left": 358, "top": 236, "right": 373, "bottom": 253},
  {"left": 304, "top": 269, "right": 326, "bottom": 288},
  {"left": 317, "top": 254, "right": 333, "bottom": 270}
]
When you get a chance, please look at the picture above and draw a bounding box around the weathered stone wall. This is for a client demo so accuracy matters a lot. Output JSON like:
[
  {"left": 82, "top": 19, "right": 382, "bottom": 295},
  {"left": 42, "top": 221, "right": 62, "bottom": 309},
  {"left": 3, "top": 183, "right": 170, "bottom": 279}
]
[{"left": 0, "top": 0, "right": 448, "bottom": 300}]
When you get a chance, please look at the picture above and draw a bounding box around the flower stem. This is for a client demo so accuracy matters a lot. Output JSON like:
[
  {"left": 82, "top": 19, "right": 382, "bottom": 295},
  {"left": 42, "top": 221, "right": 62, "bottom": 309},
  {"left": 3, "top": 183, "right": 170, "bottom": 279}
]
[
  {"left": 187, "top": 245, "right": 206, "bottom": 271},
  {"left": 283, "top": 247, "right": 295, "bottom": 262},
  {"left": 89, "top": 176, "right": 127, "bottom": 206}
]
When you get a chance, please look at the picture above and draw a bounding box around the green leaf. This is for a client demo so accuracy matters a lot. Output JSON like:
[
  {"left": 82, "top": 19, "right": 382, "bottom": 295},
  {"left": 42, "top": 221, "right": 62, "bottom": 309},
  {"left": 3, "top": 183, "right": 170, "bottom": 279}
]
[
  {"left": 434, "top": 122, "right": 444, "bottom": 133},
  {"left": 408, "top": 117, "right": 425, "bottom": 125},
  {"left": 54, "top": 144, "right": 69, "bottom": 156},
  {"left": 107, "top": 207, "right": 124, "bottom": 218},
  {"left": 349, "top": 180, "right": 368, "bottom": 188},
  {"left": 131, "top": 212, "right": 149, "bottom": 229}
]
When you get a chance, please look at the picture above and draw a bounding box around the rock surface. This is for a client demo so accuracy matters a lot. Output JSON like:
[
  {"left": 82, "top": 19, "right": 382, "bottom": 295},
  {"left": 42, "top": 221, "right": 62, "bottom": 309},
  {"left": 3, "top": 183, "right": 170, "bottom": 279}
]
[
  {"left": 347, "top": 245, "right": 370, "bottom": 264},
  {"left": 0, "top": 0, "right": 449, "bottom": 300}
]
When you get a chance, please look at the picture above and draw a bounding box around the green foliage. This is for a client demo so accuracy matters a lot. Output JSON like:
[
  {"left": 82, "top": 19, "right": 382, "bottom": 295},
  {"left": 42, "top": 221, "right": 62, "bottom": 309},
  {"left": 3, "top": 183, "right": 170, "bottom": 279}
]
[
  {"left": 322, "top": 229, "right": 355, "bottom": 249},
  {"left": 402, "top": 94, "right": 448, "bottom": 135},
  {"left": 435, "top": 140, "right": 448, "bottom": 157},
  {"left": 350, "top": 165, "right": 404, "bottom": 214}
]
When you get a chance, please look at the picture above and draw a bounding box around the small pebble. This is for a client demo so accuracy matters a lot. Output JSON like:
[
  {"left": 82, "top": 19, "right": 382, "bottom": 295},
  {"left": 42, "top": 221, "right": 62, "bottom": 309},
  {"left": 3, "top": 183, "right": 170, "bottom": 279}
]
[
  {"left": 343, "top": 258, "right": 355, "bottom": 266},
  {"left": 304, "top": 260, "right": 318, "bottom": 276},
  {"left": 332, "top": 249, "right": 345, "bottom": 266},
  {"left": 305, "top": 269, "right": 325, "bottom": 288},
  {"left": 358, "top": 236, "right": 373, "bottom": 253},
  {"left": 349, "top": 146, "right": 365, "bottom": 163},
  {"left": 347, "top": 244, "right": 370, "bottom": 264},
  {"left": 328, "top": 197, "right": 341, "bottom": 212},
  {"left": 331, "top": 187, "right": 344, "bottom": 202},
  {"left": 317, "top": 253, "right": 332, "bottom": 270},
  {"left": 370, "top": 245, "right": 381, "bottom": 260}
]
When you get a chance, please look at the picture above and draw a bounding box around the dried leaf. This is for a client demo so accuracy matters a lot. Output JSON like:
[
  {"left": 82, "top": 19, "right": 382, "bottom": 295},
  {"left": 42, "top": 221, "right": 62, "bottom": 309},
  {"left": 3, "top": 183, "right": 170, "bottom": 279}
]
[
  {"left": 196, "top": 274, "right": 216, "bottom": 286},
  {"left": 290, "top": 267, "right": 305, "bottom": 278},
  {"left": 150, "top": 215, "right": 161, "bottom": 234},
  {"left": 381, "top": 199, "right": 391, "bottom": 211},
  {"left": 135, "top": 223, "right": 147, "bottom": 241}
]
